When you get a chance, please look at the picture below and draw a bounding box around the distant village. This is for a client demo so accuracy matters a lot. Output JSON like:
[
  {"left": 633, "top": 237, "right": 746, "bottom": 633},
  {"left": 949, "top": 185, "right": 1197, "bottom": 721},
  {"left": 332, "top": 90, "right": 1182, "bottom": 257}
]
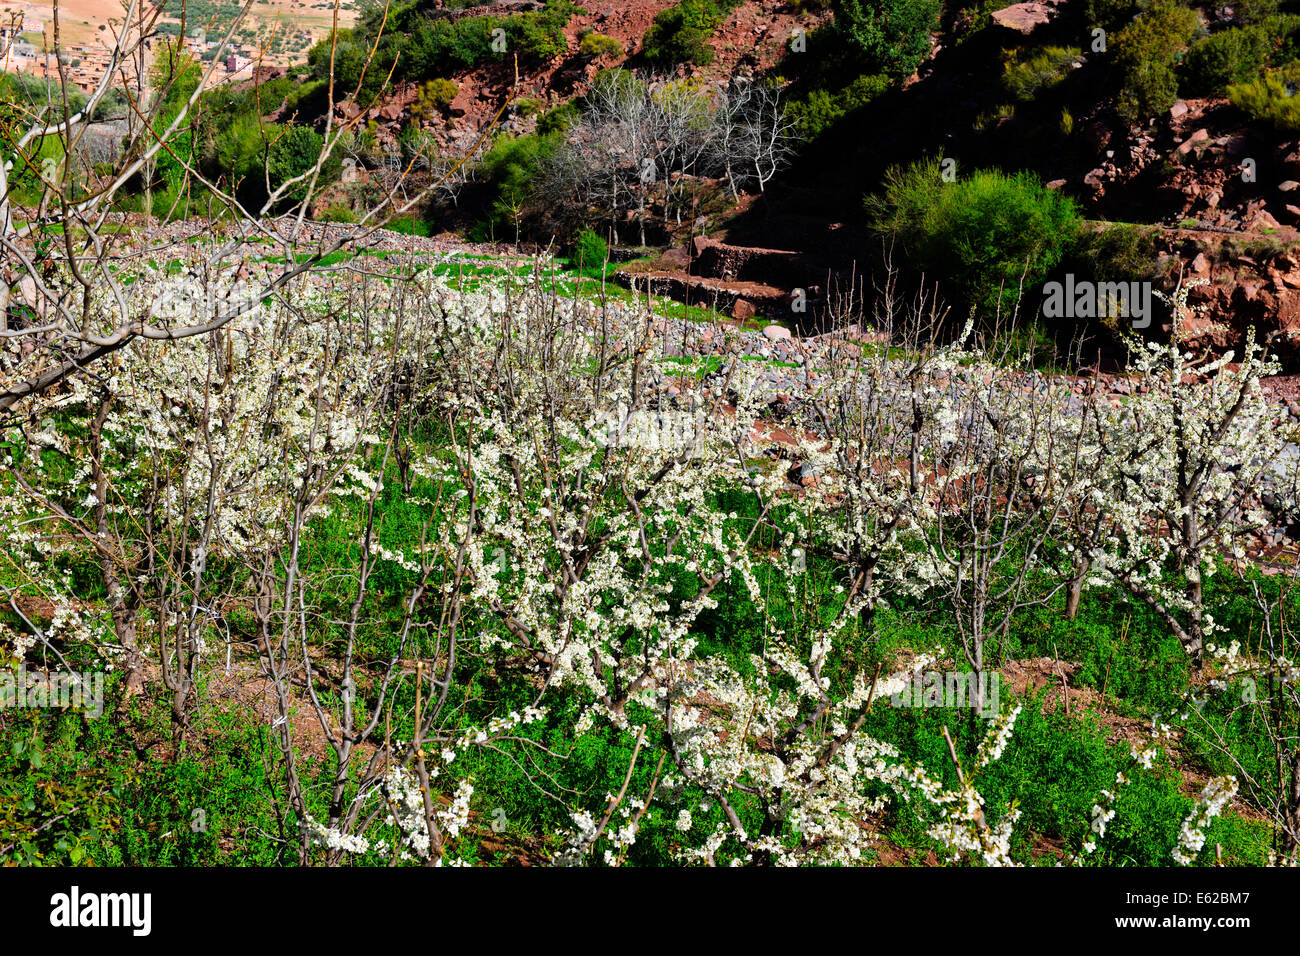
[{"left": 1, "top": 3, "right": 303, "bottom": 97}]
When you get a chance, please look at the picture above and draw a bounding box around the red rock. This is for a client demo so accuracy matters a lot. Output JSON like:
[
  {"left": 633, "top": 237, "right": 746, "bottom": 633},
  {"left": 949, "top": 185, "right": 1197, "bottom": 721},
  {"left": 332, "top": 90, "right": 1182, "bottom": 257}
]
[
  {"left": 990, "top": 1, "right": 1061, "bottom": 33},
  {"left": 1175, "top": 129, "right": 1210, "bottom": 156},
  {"left": 1245, "top": 209, "right": 1284, "bottom": 232}
]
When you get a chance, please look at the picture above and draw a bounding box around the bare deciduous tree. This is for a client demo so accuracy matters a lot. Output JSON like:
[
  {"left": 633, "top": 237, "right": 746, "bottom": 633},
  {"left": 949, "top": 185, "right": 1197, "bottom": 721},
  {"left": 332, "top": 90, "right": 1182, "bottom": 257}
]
[{"left": 1, "top": 0, "right": 494, "bottom": 415}]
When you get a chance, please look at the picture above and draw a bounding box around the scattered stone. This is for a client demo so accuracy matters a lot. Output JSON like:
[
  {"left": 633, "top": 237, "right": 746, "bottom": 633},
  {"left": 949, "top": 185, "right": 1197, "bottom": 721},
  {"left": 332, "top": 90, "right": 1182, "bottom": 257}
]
[{"left": 1175, "top": 129, "right": 1210, "bottom": 156}]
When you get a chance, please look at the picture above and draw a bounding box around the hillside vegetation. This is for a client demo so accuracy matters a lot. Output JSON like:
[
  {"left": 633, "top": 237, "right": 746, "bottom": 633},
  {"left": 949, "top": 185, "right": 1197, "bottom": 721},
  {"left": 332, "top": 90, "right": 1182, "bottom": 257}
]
[{"left": 2, "top": 0, "right": 1300, "bottom": 872}]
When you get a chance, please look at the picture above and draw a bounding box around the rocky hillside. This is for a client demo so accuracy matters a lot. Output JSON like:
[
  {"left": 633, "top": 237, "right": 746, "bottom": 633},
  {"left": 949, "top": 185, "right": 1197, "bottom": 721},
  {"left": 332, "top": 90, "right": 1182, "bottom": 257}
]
[
  {"left": 333, "top": 0, "right": 829, "bottom": 154},
  {"left": 295, "top": 0, "right": 1300, "bottom": 371}
]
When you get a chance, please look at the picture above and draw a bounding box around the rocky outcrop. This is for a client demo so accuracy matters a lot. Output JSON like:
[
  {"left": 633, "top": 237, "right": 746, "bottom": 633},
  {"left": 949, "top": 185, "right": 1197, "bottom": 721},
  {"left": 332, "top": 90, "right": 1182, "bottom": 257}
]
[
  {"left": 1151, "top": 229, "right": 1300, "bottom": 367},
  {"left": 689, "top": 235, "right": 826, "bottom": 289},
  {"left": 990, "top": 0, "right": 1067, "bottom": 34},
  {"left": 615, "top": 269, "right": 793, "bottom": 320}
]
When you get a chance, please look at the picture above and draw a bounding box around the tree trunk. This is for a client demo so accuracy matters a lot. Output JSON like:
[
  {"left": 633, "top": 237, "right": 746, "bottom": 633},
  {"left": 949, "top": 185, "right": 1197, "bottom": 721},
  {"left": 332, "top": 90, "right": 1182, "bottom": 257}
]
[
  {"left": 91, "top": 393, "right": 147, "bottom": 696},
  {"left": 1065, "top": 559, "right": 1089, "bottom": 620}
]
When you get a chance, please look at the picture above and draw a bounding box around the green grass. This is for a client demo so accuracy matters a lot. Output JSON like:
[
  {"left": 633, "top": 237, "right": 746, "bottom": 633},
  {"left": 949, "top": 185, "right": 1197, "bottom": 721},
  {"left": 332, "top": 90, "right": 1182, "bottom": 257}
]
[{"left": 3, "top": 249, "right": 1293, "bottom": 867}]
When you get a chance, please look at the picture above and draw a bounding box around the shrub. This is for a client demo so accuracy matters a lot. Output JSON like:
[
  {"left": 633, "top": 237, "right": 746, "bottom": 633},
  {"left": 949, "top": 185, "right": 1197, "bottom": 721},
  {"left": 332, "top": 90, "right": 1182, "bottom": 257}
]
[
  {"left": 426, "top": 78, "right": 460, "bottom": 110},
  {"left": 1002, "top": 45, "right": 1081, "bottom": 102},
  {"left": 580, "top": 32, "right": 624, "bottom": 58},
  {"left": 787, "top": 72, "right": 890, "bottom": 139},
  {"left": 1072, "top": 223, "right": 1161, "bottom": 281},
  {"left": 952, "top": 0, "right": 1011, "bottom": 39},
  {"left": 866, "top": 159, "right": 1082, "bottom": 320},
  {"left": 317, "top": 203, "right": 357, "bottom": 223},
  {"left": 508, "top": 13, "right": 570, "bottom": 61},
  {"left": 1083, "top": 0, "right": 1138, "bottom": 29},
  {"left": 589, "top": 67, "right": 642, "bottom": 102},
  {"left": 513, "top": 95, "right": 544, "bottom": 117},
  {"left": 1228, "top": 64, "right": 1300, "bottom": 131},
  {"left": 831, "top": 0, "right": 942, "bottom": 78},
  {"left": 1113, "top": 0, "right": 1200, "bottom": 122},
  {"left": 479, "top": 131, "right": 561, "bottom": 236},
  {"left": 310, "top": 1, "right": 576, "bottom": 95},
  {"left": 306, "top": 31, "right": 368, "bottom": 91},
  {"left": 537, "top": 101, "right": 581, "bottom": 135},
  {"left": 642, "top": 0, "right": 741, "bottom": 66},
  {"left": 1236, "top": 0, "right": 1279, "bottom": 25},
  {"left": 267, "top": 124, "right": 341, "bottom": 207},
  {"left": 1261, "top": 13, "right": 1300, "bottom": 62},
  {"left": 284, "top": 78, "right": 327, "bottom": 114},
  {"left": 572, "top": 228, "right": 609, "bottom": 273},
  {"left": 202, "top": 111, "right": 275, "bottom": 203},
  {"left": 1062, "top": 224, "right": 1163, "bottom": 338},
  {"left": 411, "top": 78, "right": 459, "bottom": 123},
  {"left": 1180, "top": 27, "right": 1270, "bottom": 95}
]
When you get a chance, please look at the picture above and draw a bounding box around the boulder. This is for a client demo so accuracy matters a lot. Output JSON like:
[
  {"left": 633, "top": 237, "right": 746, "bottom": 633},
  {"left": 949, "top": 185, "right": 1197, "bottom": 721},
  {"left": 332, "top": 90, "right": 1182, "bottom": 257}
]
[
  {"left": 990, "top": 1, "right": 1059, "bottom": 33},
  {"left": 655, "top": 246, "right": 689, "bottom": 270},
  {"left": 1244, "top": 208, "right": 1284, "bottom": 232},
  {"left": 1175, "top": 129, "right": 1211, "bottom": 156},
  {"left": 448, "top": 87, "right": 474, "bottom": 118}
]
